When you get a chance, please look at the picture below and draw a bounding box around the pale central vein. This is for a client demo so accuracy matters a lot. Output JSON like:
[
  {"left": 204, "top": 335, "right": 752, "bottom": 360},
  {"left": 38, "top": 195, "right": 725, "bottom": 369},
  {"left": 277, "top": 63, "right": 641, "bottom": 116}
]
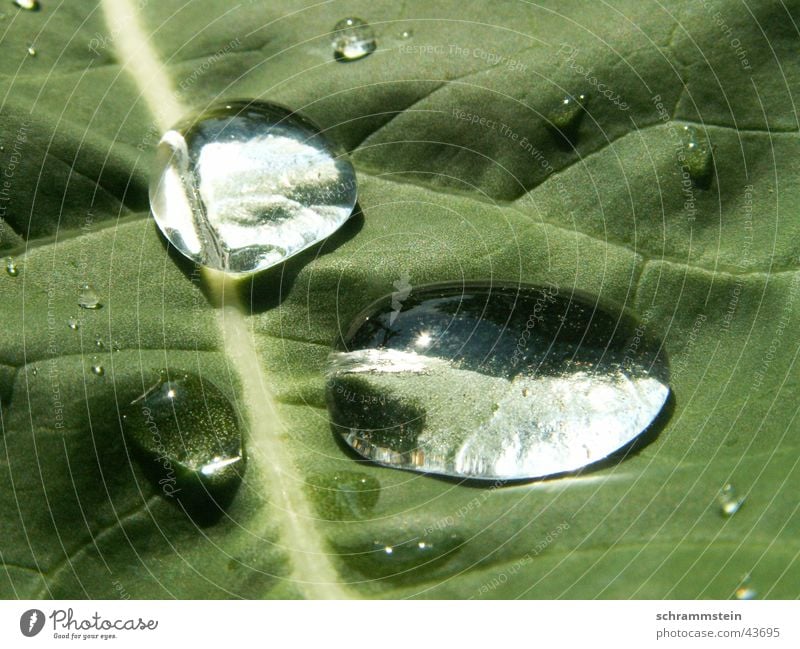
[{"left": 104, "top": 0, "right": 350, "bottom": 599}]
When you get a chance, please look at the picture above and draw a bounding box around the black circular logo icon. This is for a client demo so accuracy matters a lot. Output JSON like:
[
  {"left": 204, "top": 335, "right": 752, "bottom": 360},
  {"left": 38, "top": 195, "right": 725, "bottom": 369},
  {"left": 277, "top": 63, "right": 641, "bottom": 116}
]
[{"left": 20, "top": 609, "right": 45, "bottom": 637}]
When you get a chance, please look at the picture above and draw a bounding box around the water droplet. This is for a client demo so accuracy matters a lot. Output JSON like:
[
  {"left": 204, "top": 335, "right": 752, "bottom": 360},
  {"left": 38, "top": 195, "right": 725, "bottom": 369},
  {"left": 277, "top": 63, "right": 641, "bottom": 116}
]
[
  {"left": 307, "top": 471, "right": 380, "bottom": 520},
  {"left": 548, "top": 93, "right": 588, "bottom": 136},
  {"left": 30, "top": 366, "right": 38, "bottom": 377},
  {"left": 399, "top": 28, "right": 413, "bottom": 40},
  {"left": 735, "top": 574, "right": 757, "bottom": 600},
  {"left": 120, "top": 372, "right": 245, "bottom": 511},
  {"left": 326, "top": 282, "right": 670, "bottom": 480},
  {"left": 112, "top": 340, "right": 121, "bottom": 352},
  {"left": 149, "top": 100, "right": 357, "bottom": 275},
  {"left": 78, "top": 283, "right": 102, "bottom": 309},
  {"left": 719, "top": 483, "right": 745, "bottom": 517},
  {"left": 5, "top": 257, "right": 18, "bottom": 276},
  {"left": 332, "top": 17, "right": 376, "bottom": 61},
  {"left": 26, "top": 45, "right": 36, "bottom": 57},
  {"left": 335, "top": 532, "right": 462, "bottom": 581},
  {"left": 680, "top": 125, "right": 714, "bottom": 188},
  {"left": 95, "top": 337, "right": 105, "bottom": 350},
  {"left": 13, "top": 0, "right": 40, "bottom": 11},
  {"left": 90, "top": 358, "right": 104, "bottom": 376},
  {"left": 67, "top": 317, "right": 80, "bottom": 331}
]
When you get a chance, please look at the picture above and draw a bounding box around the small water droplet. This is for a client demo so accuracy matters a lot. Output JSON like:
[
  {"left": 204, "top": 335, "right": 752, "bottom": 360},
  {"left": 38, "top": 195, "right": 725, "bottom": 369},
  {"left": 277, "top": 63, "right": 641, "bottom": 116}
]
[
  {"left": 548, "top": 93, "right": 588, "bottom": 138},
  {"left": 120, "top": 372, "right": 245, "bottom": 516},
  {"left": 91, "top": 358, "right": 104, "bottom": 376},
  {"left": 308, "top": 471, "right": 380, "bottom": 520},
  {"left": 719, "top": 483, "right": 745, "bottom": 517},
  {"left": 335, "top": 532, "right": 463, "bottom": 581},
  {"left": 680, "top": 125, "right": 714, "bottom": 188},
  {"left": 67, "top": 317, "right": 80, "bottom": 331},
  {"left": 112, "top": 340, "right": 121, "bottom": 352},
  {"left": 78, "top": 283, "right": 102, "bottom": 309},
  {"left": 95, "top": 337, "right": 105, "bottom": 350},
  {"left": 13, "top": 0, "right": 40, "bottom": 11},
  {"left": 149, "top": 100, "right": 357, "bottom": 275},
  {"left": 26, "top": 45, "right": 36, "bottom": 57},
  {"left": 31, "top": 366, "right": 38, "bottom": 377},
  {"left": 332, "top": 17, "right": 376, "bottom": 61},
  {"left": 5, "top": 257, "right": 18, "bottom": 276},
  {"left": 735, "top": 574, "right": 757, "bottom": 600},
  {"left": 399, "top": 28, "right": 413, "bottom": 40},
  {"left": 327, "top": 282, "right": 670, "bottom": 480}
]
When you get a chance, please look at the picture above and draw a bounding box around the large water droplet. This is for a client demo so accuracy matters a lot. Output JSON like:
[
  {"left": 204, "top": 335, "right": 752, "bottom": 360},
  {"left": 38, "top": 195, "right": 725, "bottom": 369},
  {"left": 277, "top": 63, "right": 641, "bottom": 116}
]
[
  {"left": 680, "top": 125, "right": 713, "bottom": 188},
  {"left": 336, "top": 532, "right": 462, "bottom": 581},
  {"left": 120, "top": 372, "right": 245, "bottom": 514},
  {"left": 719, "top": 483, "right": 745, "bottom": 517},
  {"left": 307, "top": 471, "right": 380, "bottom": 520},
  {"left": 332, "top": 17, "right": 376, "bottom": 61},
  {"left": 13, "top": 0, "right": 39, "bottom": 11},
  {"left": 149, "top": 100, "right": 357, "bottom": 275},
  {"left": 326, "top": 282, "right": 670, "bottom": 480},
  {"left": 26, "top": 45, "right": 36, "bottom": 57},
  {"left": 5, "top": 257, "right": 18, "bottom": 276},
  {"left": 78, "top": 283, "right": 102, "bottom": 309}
]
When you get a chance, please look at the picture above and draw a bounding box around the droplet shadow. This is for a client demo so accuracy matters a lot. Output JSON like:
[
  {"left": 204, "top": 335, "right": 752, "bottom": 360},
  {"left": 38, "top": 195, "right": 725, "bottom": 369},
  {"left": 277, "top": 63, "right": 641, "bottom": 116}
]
[{"left": 157, "top": 204, "right": 364, "bottom": 313}]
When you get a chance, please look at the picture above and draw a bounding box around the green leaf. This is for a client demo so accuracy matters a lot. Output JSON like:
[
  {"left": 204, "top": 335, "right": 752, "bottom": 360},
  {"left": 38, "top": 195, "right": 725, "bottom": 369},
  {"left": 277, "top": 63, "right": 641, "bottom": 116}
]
[{"left": 1, "top": 0, "right": 798, "bottom": 599}]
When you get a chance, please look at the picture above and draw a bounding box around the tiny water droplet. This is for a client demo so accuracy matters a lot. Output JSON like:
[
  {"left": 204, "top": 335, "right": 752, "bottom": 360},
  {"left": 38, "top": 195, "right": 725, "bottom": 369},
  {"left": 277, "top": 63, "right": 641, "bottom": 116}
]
[
  {"left": 78, "top": 283, "right": 102, "bottom": 309},
  {"left": 112, "top": 340, "right": 121, "bottom": 352},
  {"left": 719, "top": 483, "right": 745, "bottom": 517},
  {"left": 120, "top": 372, "right": 245, "bottom": 514},
  {"left": 399, "top": 28, "right": 413, "bottom": 40},
  {"left": 31, "top": 366, "right": 38, "bottom": 377},
  {"left": 335, "top": 532, "right": 463, "bottom": 581},
  {"left": 67, "top": 317, "right": 80, "bottom": 331},
  {"left": 735, "top": 574, "right": 757, "bottom": 600},
  {"left": 149, "top": 100, "right": 357, "bottom": 275},
  {"left": 91, "top": 358, "right": 104, "bottom": 376},
  {"left": 13, "top": 0, "right": 40, "bottom": 11},
  {"left": 95, "top": 337, "right": 105, "bottom": 350},
  {"left": 327, "top": 282, "right": 670, "bottom": 480},
  {"left": 26, "top": 45, "right": 36, "bottom": 57},
  {"left": 308, "top": 471, "right": 380, "bottom": 520},
  {"left": 548, "top": 93, "right": 588, "bottom": 136},
  {"left": 332, "top": 17, "right": 376, "bottom": 61},
  {"left": 680, "top": 125, "right": 713, "bottom": 188},
  {"left": 5, "top": 257, "right": 18, "bottom": 276}
]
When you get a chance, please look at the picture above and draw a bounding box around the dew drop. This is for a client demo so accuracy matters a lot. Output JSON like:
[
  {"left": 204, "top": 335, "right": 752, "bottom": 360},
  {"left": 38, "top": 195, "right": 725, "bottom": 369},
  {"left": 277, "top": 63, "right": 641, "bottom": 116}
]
[
  {"left": 26, "top": 45, "right": 36, "bottom": 57},
  {"left": 31, "top": 366, "right": 38, "bottom": 377},
  {"left": 399, "top": 28, "right": 413, "bottom": 40},
  {"left": 307, "top": 471, "right": 380, "bottom": 520},
  {"left": 90, "top": 358, "right": 104, "bottom": 376},
  {"left": 95, "top": 337, "right": 105, "bottom": 350},
  {"left": 548, "top": 93, "right": 588, "bottom": 137},
  {"left": 120, "top": 371, "right": 245, "bottom": 513},
  {"left": 335, "top": 532, "right": 462, "bottom": 581},
  {"left": 5, "top": 257, "right": 18, "bottom": 276},
  {"left": 735, "top": 574, "right": 757, "bottom": 600},
  {"left": 332, "top": 17, "right": 376, "bottom": 61},
  {"left": 78, "top": 283, "right": 102, "bottom": 309},
  {"left": 149, "top": 100, "right": 357, "bottom": 275},
  {"left": 13, "top": 0, "right": 40, "bottom": 10},
  {"left": 326, "top": 282, "right": 670, "bottom": 480},
  {"left": 680, "top": 125, "right": 713, "bottom": 188},
  {"left": 719, "top": 483, "right": 745, "bottom": 517},
  {"left": 67, "top": 317, "right": 80, "bottom": 331}
]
